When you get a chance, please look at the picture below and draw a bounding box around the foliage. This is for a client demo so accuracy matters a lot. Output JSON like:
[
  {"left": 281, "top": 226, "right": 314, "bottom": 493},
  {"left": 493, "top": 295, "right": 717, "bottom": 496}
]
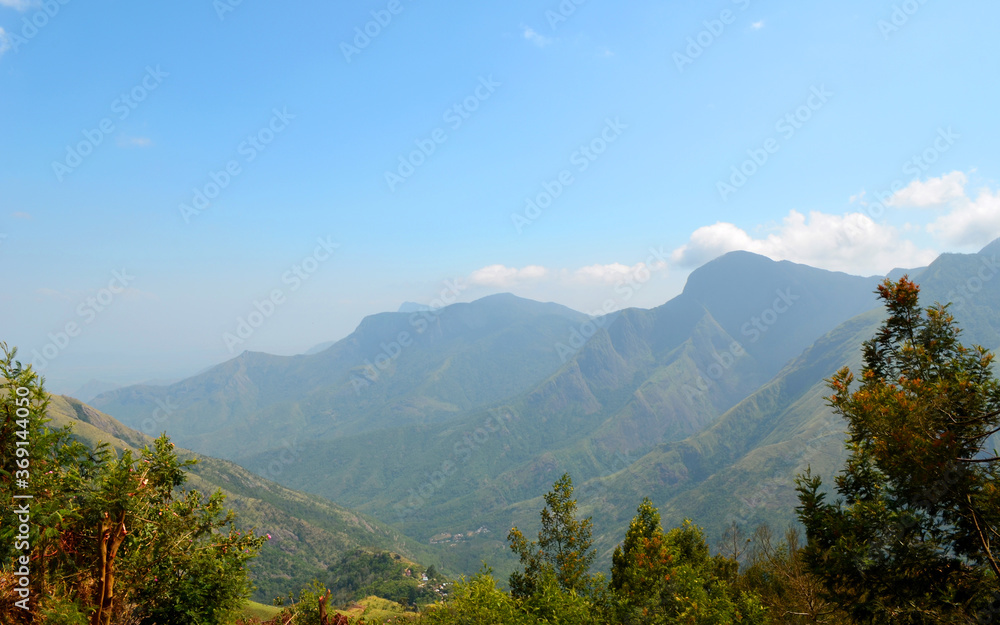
[
  {"left": 0, "top": 343, "right": 265, "bottom": 624},
  {"left": 737, "top": 525, "right": 847, "bottom": 624},
  {"left": 320, "top": 550, "right": 443, "bottom": 609},
  {"left": 608, "top": 501, "right": 769, "bottom": 625},
  {"left": 508, "top": 473, "right": 595, "bottom": 598},
  {"left": 796, "top": 277, "right": 1000, "bottom": 623},
  {"left": 420, "top": 566, "right": 532, "bottom": 625}
]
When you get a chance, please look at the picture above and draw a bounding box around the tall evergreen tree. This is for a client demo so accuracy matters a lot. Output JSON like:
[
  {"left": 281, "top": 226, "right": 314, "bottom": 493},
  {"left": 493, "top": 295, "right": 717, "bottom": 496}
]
[{"left": 796, "top": 277, "right": 1000, "bottom": 623}]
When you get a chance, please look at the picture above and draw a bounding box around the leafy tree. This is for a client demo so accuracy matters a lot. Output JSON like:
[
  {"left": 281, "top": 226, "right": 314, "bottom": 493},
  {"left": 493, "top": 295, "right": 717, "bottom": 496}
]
[
  {"left": 0, "top": 343, "right": 266, "bottom": 624},
  {"left": 421, "top": 566, "right": 531, "bottom": 625},
  {"left": 610, "top": 497, "right": 663, "bottom": 603},
  {"left": 609, "top": 501, "right": 769, "bottom": 625},
  {"left": 796, "top": 277, "right": 1000, "bottom": 623},
  {"left": 507, "top": 473, "right": 595, "bottom": 598}
]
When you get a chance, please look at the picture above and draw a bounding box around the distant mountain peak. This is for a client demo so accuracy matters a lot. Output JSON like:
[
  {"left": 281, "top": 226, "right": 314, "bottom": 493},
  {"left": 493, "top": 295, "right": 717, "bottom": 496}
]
[{"left": 979, "top": 237, "right": 1000, "bottom": 257}]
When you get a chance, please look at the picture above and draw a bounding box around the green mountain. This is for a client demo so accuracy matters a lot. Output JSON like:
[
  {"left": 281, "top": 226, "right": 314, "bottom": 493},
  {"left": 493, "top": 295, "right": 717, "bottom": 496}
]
[
  {"left": 90, "top": 294, "right": 592, "bottom": 458},
  {"left": 577, "top": 241, "right": 1000, "bottom": 561},
  {"left": 223, "top": 252, "right": 885, "bottom": 572},
  {"left": 44, "top": 394, "right": 444, "bottom": 604},
  {"left": 82, "top": 243, "right": 1000, "bottom": 580}
]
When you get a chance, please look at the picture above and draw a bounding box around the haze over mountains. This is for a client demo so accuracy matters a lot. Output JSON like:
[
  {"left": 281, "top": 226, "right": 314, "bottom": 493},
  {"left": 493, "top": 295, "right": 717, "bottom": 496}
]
[{"left": 83, "top": 242, "right": 1000, "bottom": 575}]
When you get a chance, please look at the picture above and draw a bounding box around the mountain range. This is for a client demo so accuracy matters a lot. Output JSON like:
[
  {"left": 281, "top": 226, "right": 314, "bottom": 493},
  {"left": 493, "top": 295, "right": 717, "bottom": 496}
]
[{"left": 82, "top": 241, "right": 1000, "bottom": 577}]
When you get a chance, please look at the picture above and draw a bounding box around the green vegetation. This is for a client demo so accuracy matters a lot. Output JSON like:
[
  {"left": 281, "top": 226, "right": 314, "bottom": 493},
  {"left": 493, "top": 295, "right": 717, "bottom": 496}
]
[
  {"left": 0, "top": 344, "right": 264, "bottom": 624},
  {"left": 320, "top": 550, "right": 446, "bottom": 608},
  {"left": 422, "top": 475, "right": 771, "bottom": 624},
  {"left": 7, "top": 250, "right": 1000, "bottom": 623},
  {"left": 41, "top": 392, "right": 441, "bottom": 604},
  {"left": 797, "top": 277, "right": 1000, "bottom": 622}
]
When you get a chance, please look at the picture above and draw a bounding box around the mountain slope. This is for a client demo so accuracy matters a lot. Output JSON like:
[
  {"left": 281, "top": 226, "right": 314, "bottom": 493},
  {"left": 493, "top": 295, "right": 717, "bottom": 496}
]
[
  {"left": 91, "top": 294, "right": 592, "bottom": 458},
  {"left": 228, "top": 252, "right": 884, "bottom": 573},
  {"left": 45, "top": 394, "right": 442, "bottom": 603},
  {"left": 577, "top": 242, "right": 1000, "bottom": 562}
]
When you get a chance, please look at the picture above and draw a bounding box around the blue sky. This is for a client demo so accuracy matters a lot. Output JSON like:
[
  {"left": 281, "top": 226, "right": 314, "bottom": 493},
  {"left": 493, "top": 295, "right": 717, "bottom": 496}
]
[{"left": 3, "top": 0, "right": 1000, "bottom": 393}]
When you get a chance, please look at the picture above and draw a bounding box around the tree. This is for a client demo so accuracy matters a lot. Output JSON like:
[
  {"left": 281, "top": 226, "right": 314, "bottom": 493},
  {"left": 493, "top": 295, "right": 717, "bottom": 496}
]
[
  {"left": 507, "top": 473, "right": 595, "bottom": 598},
  {"left": 0, "top": 343, "right": 266, "bottom": 624},
  {"left": 739, "top": 525, "right": 846, "bottom": 624},
  {"left": 796, "top": 277, "right": 1000, "bottom": 623},
  {"left": 609, "top": 501, "right": 769, "bottom": 625}
]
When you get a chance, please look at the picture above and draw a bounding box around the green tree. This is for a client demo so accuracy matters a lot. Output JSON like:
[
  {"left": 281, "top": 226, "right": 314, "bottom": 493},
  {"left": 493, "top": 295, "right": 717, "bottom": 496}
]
[
  {"left": 0, "top": 343, "right": 266, "bottom": 624},
  {"left": 609, "top": 501, "right": 769, "bottom": 625},
  {"left": 507, "top": 473, "right": 595, "bottom": 598},
  {"left": 796, "top": 277, "right": 1000, "bottom": 623},
  {"left": 421, "top": 566, "right": 532, "bottom": 625}
]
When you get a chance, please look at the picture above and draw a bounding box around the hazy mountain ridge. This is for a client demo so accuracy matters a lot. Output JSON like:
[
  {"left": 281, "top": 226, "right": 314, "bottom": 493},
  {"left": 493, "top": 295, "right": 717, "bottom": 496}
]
[
  {"left": 84, "top": 243, "right": 1000, "bottom": 579},
  {"left": 217, "top": 252, "right": 887, "bottom": 575},
  {"left": 91, "top": 294, "right": 592, "bottom": 457}
]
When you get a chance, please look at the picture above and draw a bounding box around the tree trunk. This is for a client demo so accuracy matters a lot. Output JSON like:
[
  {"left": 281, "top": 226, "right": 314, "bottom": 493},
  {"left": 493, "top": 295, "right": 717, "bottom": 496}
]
[
  {"left": 91, "top": 514, "right": 127, "bottom": 625},
  {"left": 318, "top": 588, "right": 332, "bottom": 625}
]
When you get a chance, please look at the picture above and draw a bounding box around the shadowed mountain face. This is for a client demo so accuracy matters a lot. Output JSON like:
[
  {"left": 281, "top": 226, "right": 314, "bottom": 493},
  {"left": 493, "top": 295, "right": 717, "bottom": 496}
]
[
  {"left": 92, "top": 293, "right": 593, "bottom": 457},
  {"left": 87, "top": 243, "right": 1000, "bottom": 576}
]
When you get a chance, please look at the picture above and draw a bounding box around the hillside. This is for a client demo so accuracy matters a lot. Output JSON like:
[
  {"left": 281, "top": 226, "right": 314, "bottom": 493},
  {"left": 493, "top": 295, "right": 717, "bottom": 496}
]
[
  {"left": 90, "top": 294, "right": 592, "bottom": 458},
  {"left": 577, "top": 240, "right": 1000, "bottom": 562},
  {"left": 225, "top": 252, "right": 884, "bottom": 573},
  {"left": 78, "top": 243, "right": 1000, "bottom": 581},
  {"left": 44, "top": 394, "right": 444, "bottom": 604}
]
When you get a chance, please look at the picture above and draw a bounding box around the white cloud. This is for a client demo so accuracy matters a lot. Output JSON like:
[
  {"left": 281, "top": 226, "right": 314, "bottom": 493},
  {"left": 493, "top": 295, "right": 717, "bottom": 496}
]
[
  {"left": 926, "top": 185, "right": 1000, "bottom": 247},
  {"left": 751, "top": 20, "right": 765, "bottom": 29},
  {"left": 671, "top": 210, "right": 938, "bottom": 275},
  {"left": 888, "top": 171, "right": 967, "bottom": 207},
  {"left": 0, "top": 0, "right": 38, "bottom": 10},
  {"left": 468, "top": 264, "right": 548, "bottom": 287},
  {"left": 0, "top": 28, "right": 10, "bottom": 56},
  {"left": 878, "top": 171, "right": 1000, "bottom": 247},
  {"left": 522, "top": 25, "right": 553, "bottom": 47}
]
